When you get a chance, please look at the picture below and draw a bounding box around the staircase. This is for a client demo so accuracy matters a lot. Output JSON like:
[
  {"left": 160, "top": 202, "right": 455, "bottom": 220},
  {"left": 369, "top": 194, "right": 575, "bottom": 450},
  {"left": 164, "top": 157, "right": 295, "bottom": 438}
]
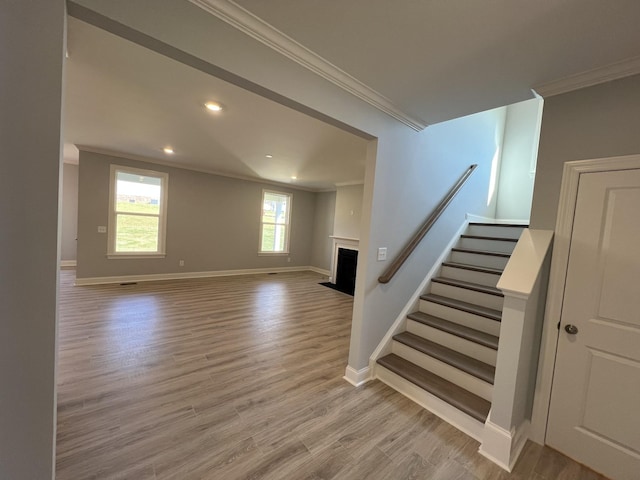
[{"left": 375, "top": 222, "right": 526, "bottom": 439}]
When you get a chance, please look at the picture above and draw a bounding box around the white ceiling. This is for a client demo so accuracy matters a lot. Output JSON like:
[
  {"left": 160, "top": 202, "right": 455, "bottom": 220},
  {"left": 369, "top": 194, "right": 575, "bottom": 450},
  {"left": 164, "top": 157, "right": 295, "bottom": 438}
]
[
  {"left": 64, "top": 17, "right": 369, "bottom": 191},
  {"left": 232, "top": 0, "right": 640, "bottom": 124},
  {"left": 65, "top": 0, "right": 640, "bottom": 190}
]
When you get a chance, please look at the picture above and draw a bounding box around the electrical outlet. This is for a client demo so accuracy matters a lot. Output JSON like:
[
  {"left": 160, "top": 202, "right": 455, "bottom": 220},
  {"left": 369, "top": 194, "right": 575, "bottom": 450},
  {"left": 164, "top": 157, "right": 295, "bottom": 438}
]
[
  {"left": 179, "top": 260, "right": 185, "bottom": 267},
  {"left": 377, "top": 247, "right": 387, "bottom": 261}
]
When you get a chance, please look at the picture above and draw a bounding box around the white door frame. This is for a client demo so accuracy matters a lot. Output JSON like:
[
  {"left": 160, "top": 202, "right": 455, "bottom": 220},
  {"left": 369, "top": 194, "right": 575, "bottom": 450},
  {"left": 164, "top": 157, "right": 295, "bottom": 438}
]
[{"left": 530, "top": 153, "right": 640, "bottom": 443}]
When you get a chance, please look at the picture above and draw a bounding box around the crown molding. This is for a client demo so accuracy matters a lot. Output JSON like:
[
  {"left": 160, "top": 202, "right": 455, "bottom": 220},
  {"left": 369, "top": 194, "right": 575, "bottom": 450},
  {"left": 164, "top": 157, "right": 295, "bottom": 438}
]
[
  {"left": 533, "top": 55, "right": 640, "bottom": 98},
  {"left": 75, "top": 145, "right": 325, "bottom": 192},
  {"left": 188, "top": 0, "right": 427, "bottom": 131},
  {"left": 334, "top": 180, "right": 365, "bottom": 187}
]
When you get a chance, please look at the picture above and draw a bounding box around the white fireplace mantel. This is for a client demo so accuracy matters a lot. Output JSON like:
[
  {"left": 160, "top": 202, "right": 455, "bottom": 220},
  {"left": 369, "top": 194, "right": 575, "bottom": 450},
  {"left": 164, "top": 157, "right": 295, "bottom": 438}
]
[{"left": 329, "top": 236, "right": 359, "bottom": 284}]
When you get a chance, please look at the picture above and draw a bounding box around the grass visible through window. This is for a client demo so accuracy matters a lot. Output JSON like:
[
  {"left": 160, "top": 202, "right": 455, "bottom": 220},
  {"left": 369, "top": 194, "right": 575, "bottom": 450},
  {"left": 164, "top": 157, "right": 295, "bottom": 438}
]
[{"left": 115, "top": 201, "right": 159, "bottom": 252}]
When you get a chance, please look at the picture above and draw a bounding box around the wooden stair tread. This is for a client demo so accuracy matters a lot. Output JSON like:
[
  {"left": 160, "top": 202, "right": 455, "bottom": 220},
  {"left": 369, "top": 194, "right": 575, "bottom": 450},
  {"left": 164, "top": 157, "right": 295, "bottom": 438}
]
[
  {"left": 441, "top": 261, "right": 503, "bottom": 275},
  {"left": 432, "top": 277, "right": 503, "bottom": 297},
  {"left": 393, "top": 332, "right": 495, "bottom": 384},
  {"left": 451, "top": 247, "right": 511, "bottom": 258},
  {"left": 377, "top": 354, "right": 491, "bottom": 422},
  {"left": 407, "top": 312, "right": 499, "bottom": 350},
  {"left": 460, "top": 234, "right": 518, "bottom": 242},
  {"left": 421, "top": 293, "right": 502, "bottom": 321}
]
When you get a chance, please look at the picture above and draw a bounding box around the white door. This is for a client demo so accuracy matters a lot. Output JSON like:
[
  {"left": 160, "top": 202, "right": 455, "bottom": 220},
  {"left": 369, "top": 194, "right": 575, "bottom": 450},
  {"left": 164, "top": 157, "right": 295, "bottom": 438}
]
[{"left": 547, "top": 168, "right": 640, "bottom": 480}]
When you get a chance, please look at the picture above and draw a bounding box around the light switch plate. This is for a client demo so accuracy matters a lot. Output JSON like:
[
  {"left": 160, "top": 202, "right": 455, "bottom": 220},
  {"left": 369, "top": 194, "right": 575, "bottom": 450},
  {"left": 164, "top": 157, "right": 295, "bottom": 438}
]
[
  {"left": 377, "top": 247, "right": 387, "bottom": 261},
  {"left": 97, "top": 226, "right": 107, "bottom": 233}
]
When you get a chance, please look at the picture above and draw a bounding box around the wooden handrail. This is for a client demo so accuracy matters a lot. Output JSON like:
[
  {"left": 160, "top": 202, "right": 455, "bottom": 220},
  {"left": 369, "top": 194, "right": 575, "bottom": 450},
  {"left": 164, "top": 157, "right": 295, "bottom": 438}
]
[{"left": 378, "top": 164, "right": 478, "bottom": 284}]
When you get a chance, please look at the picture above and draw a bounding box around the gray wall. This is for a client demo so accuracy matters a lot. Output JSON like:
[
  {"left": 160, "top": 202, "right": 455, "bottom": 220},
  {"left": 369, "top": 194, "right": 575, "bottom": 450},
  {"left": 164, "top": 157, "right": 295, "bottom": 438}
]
[
  {"left": 77, "top": 150, "right": 320, "bottom": 279},
  {"left": 495, "top": 98, "right": 543, "bottom": 221},
  {"left": 65, "top": 0, "right": 508, "bottom": 374},
  {"left": 350, "top": 107, "right": 506, "bottom": 369},
  {"left": 309, "top": 191, "right": 336, "bottom": 272},
  {"left": 334, "top": 184, "right": 364, "bottom": 239},
  {"left": 62, "top": 163, "right": 79, "bottom": 262},
  {"left": 531, "top": 74, "right": 640, "bottom": 229},
  {"left": 0, "top": 1, "right": 64, "bottom": 478}
]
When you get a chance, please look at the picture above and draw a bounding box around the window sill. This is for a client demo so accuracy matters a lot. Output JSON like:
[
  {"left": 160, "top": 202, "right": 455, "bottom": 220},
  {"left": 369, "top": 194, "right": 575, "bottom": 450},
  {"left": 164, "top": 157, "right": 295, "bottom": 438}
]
[
  {"left": 258, "top": 252, "right": 290, "bottom": 257},
  {"left": 107, "top": 253, "right": 166, "bottom": 260}
]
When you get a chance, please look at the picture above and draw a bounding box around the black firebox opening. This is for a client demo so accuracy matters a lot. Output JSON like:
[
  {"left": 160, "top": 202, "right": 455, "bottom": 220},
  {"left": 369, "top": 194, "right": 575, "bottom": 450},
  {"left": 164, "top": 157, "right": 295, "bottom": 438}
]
[{"left": 335, "top": 248, "right": 358, "bottom": 296}]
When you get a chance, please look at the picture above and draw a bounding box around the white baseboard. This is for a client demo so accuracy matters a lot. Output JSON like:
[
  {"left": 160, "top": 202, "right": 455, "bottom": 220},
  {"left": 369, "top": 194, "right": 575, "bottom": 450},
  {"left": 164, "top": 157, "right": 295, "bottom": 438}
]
[
  {"left": 343, "top": 365, "right": 371, "bottom": 387},
  {"left": 479, "top": 418, "right": 530, "bottom": 472},
  {"left": 75, "top": 266, "right": 325, "bottom": 286},
  {"left": 308, "top": 266, "right": 330, "bottom": 277},
  {"left": 367, "top": 218, "right": 470, "bottom": 372},
  {"left": 60, "top": 260, "right": 77, "bottom": 268}
]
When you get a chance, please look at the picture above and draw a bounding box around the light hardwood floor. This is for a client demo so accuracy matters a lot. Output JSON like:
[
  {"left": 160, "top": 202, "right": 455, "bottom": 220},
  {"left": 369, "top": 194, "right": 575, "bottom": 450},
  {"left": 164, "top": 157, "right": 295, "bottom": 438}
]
[{"left": 56, "top": 270, "right": 607, "bottom": 480}]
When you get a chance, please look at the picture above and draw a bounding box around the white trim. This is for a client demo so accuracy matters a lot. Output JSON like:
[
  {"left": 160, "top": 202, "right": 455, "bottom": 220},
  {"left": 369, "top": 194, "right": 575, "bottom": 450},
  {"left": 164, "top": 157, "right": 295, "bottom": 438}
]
[
  {"left": 74, "top": 265, "right": 323, "bottom": 286},
  {"left": 532, "top": 154, "right": 640, "bottom": 444},
  {"left": 308, "top": 266, "right": 330, "bottom": 277},
  {"left": 77, "top": 146, "right": 322, "bottom": 193},
  {"left": 367, "top": 219, "right": 469, "bottom": 372},
  {"left": 330, "top": 237, "right": 359, "bottom": 284},
  {"left": 496, "top": 229, "right": 554, "bottom": 299},
  {"left": 533, "top": 55, "right": 640, "bottom": 98},
  {"left": 259, "top": 189, "right": 292, "bottom": 255},
  {"left": 108, "top": 164, "right": 168, "bottom": 257},
  {"left": 188, "top": 0, "right": 427, "bottom": 132},
  {"left": 343, "top": 365, "right": 371, "bottom": 387},
  {"left": 60, "top": 260, "right": 77, "bottom": 268},
  {"left": 329, "top": 235, "right": 359, "bottom": 242},
  {"left": 107, "top": 254, "right": 166, "bottom": 260},
  {"left": 479, "top": 419, "right": 530, "bottom": 472},
  {"left": 334, "top": 180, "right": 365, "bottom": 187}
]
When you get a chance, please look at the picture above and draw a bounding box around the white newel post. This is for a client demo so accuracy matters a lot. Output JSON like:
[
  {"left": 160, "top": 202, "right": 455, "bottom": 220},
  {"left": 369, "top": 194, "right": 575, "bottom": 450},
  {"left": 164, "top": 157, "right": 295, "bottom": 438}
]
[{"left": 479, "top": 229, "right": 553, "bottom": 471}]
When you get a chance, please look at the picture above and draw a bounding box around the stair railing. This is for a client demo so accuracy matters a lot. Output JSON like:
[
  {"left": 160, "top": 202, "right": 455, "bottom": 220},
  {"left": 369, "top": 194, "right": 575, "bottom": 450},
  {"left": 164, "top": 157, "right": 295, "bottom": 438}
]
[{"left": 378, "top": 164, "right": 478, "bottom": 284}]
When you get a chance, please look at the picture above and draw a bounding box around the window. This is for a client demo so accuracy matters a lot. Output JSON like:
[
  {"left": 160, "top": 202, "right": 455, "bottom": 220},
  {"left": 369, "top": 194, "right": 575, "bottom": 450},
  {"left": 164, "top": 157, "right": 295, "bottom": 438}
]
[
  {"left": 259, "top": 190, "right": 291, "bottom": 254},
  {"left": 108, "top": 165, "right": 168, "bottom": 257}
]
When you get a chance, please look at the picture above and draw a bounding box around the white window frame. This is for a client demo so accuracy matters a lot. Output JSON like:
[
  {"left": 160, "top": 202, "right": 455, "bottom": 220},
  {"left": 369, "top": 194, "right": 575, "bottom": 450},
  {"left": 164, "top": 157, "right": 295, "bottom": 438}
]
[
  {"left": 107, "top": 164, "right": 168, "bottom": 259},
  {"left": 259, "top": 189, "right": 292, "bottom": 255}
]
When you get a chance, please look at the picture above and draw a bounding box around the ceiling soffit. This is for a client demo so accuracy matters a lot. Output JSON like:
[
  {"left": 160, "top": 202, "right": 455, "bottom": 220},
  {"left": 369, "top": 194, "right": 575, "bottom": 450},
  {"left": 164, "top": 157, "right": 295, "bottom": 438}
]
[{"left": 188, "top": 0, "right": 428, "bottom": 131}]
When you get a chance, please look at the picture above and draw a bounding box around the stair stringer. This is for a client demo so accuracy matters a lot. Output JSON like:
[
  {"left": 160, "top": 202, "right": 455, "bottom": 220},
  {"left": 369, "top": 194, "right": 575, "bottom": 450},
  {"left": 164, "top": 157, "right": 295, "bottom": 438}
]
[{"left": 368, "top": 219, "right": 470, "bottom": 374}]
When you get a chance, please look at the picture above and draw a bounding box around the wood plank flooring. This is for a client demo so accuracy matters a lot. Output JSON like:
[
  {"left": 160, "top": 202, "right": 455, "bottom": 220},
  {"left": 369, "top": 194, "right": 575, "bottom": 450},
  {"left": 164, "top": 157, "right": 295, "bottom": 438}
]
[{"left": 56, "top": 270, "right": 608, "bottom": 479}]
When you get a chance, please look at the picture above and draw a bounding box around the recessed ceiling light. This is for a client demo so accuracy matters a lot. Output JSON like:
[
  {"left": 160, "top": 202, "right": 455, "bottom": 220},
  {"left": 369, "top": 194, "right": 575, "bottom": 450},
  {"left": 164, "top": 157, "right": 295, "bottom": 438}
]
[
  {"left": 204, "top": 102, "right": 223, "bottom": 112},
  {"left": 291, "top": 176, "right": 297, "bottom": 180},
  {"left": 265, "top": 154, "right": 273, "bottom": 158},
  {"left": 163, "top": 147, "right": 174, "bottom": 155}
]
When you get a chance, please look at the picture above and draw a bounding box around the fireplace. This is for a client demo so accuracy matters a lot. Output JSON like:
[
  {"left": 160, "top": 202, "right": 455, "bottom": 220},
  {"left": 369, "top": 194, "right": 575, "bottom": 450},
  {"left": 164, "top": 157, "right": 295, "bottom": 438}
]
[{"left": 335, "top": 248, "right": 358, "bottom": 296}]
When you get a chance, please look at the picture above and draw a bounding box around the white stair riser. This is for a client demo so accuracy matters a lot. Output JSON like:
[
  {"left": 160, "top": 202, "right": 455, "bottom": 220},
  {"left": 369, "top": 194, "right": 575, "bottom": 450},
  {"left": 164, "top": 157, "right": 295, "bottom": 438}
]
[
  {"left": 430, "top": 282, "right": 504, "bottom": 310},
  {"left": 440, "top": 266, "right": 501, "bottom": 288},
  {"left": 466, "top": 225, "right": 525, "bottom": 239},
  {"left": 391, "top": 341, "right": 493, "bottom": 401},
  {"left": 407, "top": 320, "right": 497, "bottom": 366},
  {"left": 458, "top": 237, "right": 517, "bottom": 254},
  {"left": 450, "top": 251, "right": 509, "bottom": 270},
  {"left": 419, "top": 299, "right": 501, "bottom": 336},
  {"left": 375, "top": 366, "right": 485, "bottom": 441}
]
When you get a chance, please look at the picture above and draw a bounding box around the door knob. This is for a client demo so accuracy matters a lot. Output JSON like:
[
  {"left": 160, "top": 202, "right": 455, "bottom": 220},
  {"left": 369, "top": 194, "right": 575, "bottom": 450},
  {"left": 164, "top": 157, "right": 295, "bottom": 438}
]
[{"left": 564, "top": 324, "right": 579, "bottom": 335}]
